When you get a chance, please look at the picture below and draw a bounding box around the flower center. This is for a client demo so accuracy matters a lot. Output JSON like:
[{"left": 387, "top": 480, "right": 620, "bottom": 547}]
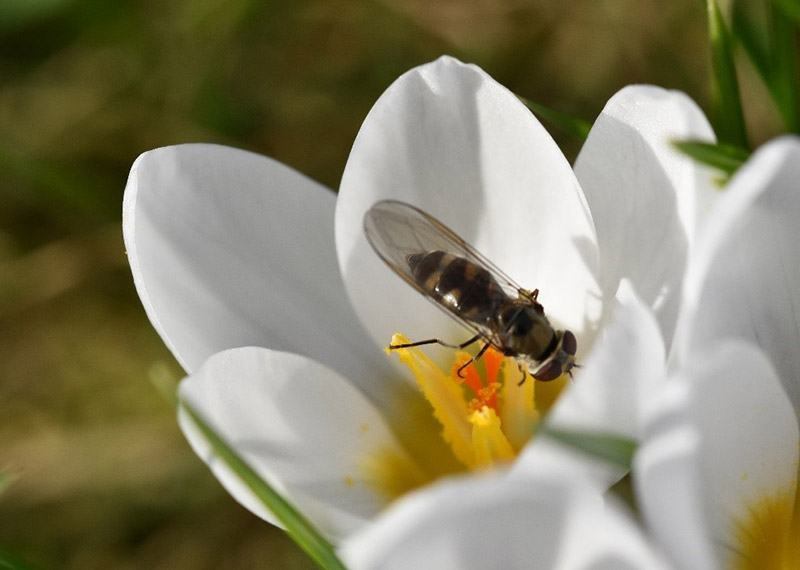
[
  {"left": 389, "top": 332, "right": 569, "bottom": 471},
  {"left": 731, "top": 485, "right": 800, "bottom": 570}
]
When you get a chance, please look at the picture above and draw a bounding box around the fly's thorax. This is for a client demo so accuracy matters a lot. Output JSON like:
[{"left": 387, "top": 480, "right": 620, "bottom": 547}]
[{"left": 495, "top": 303, "right": 556, "bottom": 360}]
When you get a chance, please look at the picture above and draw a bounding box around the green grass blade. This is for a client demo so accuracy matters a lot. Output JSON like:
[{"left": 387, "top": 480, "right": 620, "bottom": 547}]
[
  {"left": 773, "top": 0, "right": 800, "bottom": 22},
  {"left": 731, "top": 1, "right": 771, "bottom": 83},
  {"left": 707, "top": 0, "right": 749, "bottom": 148},
  {"left": 539, "top": 427, "right": 636, "bottom": 470},
  {"left": 769, "top": 1, "right": 800, "bottom": 132},
  {"left": 731, "top": 0, "right": 800, "bottom": 133},
  {"left": 181, "top": 402, "right": 346, "bottom": 570},
  {"left": 0, "top": 548, "right": 45, "bottom": 570},
  {"left": 673, "top": 139, "right": 750, "bottom": 175},
  {"left": 519, "top": 96, "right": 592, "bottom": 141}
]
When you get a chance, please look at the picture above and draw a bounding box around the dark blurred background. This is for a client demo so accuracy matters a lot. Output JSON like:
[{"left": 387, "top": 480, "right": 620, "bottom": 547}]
[{"left": 0, "top": 1, "right": 783, "bottom": 568}]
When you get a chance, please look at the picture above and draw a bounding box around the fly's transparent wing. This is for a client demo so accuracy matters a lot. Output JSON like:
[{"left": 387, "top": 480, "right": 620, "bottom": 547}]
[{"left": 363, "top": 200, "right": 538, "bottom": 342}]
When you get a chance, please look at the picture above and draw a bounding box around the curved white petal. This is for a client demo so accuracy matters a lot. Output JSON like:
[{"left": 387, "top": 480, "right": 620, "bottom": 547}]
[
  {"left": 674, "top": 136, "right": 800, "bottom": 411},
  {"left": 635, "top": 417, "right": 715, "bottom": 570},
  {"left": 336, "top": 56, "right": 601, "bottom": 368},
  {"left": 123, "top": 144, "right": 390, "bottom": 397},
  {"left": 574, "top": 85, "right": 716, "bottom": 345},
  {"left": 177, "top": 347, "right": 418, "bottom": 542},
  {"left": 636, "top": 341, "right": 799, "bottom": 569},
  {"left": 513, "top": 280, "right": 666, "bottom": 485},
  {"left": 339, "top": 470, "right": 666, "bottom": 570}
]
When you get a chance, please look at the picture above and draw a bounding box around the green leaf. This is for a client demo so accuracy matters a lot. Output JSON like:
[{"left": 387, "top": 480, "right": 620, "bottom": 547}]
[
  {"left": 673, "top": 139, "right": 750, "bottom": 176},
  {"left": 0, "top": 548, "right": 45, "bottom": 570},
  {"left": 539, "top": 426, "right": 637, "bottom": 470},
  {"left": 518, "top": 96, "right": 592, "bottom": 141},
  {"left": 180, "top": 401, "right": 347, "bottom": 570},
  {"left": 707, "top": 0, "right": 749, "bottom": 148}
]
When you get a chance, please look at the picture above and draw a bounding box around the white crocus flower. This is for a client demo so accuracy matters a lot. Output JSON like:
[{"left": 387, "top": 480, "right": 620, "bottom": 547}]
[
  {"left": 636, "top": 137, "right": 800, "bottom": 570},
  {"left": 340, "top": 140, "right": 800, "bottom": 568},
  {"left": 123, "top": 56, "right": 715, "bottom": 543}
]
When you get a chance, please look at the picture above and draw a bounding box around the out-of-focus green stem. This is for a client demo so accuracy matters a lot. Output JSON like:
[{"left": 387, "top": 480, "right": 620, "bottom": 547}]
[
  {"left": 519, "top": 96, "right": 592, "bottom": 141},
  {"left": 770, "top": 1, "right": 800, "bottom": 132},
  {"left": 181, "top": 402, "right": 347, "bottom": 570},
  {"left": 538, "top": 426, "right": 636, "bottom": 470},
  {"left": 732, "top": 0, "right": 800, "bottom": 133},
  {"left": 707, "top": 0, "right": 749, "bottom": 148},
  {"left": 673, "top": 139, "right": 750, "bottom": 176}
]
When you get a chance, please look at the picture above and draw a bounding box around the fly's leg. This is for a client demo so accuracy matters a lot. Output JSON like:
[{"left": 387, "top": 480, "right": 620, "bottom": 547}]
[
  {"left": 389, "top": 335, "right": 490, "bottom": 379},
  {"left": 389, "top": 333, "right": 482, "bottom": 351},
  {"left": 455, "top": 342, "right": 491, "bottom": 379},
  {"left": 516, "top": 362, "right": 527, "bottom": 386},
  {"left": 518, "top": 289, "right": 545, "bottom": 315}
]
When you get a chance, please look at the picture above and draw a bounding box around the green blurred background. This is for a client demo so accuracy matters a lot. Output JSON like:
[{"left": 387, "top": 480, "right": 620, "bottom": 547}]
[{"left": 0, "top": 1, "right": 783, "bottom": 568}]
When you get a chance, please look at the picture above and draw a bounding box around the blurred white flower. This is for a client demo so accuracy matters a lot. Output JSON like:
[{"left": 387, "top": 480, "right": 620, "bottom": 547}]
[
  {"left": 123, "top": 56, "right": 715, "bottom": 542},
  {"left": 636, "top": 137, "right": 800, "bottom": 570}
]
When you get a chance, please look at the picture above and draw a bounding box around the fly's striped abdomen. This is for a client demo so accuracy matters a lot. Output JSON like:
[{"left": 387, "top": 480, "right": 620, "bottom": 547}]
[{"left": 407, "top": 250, "right": 508, "bottom": 325}]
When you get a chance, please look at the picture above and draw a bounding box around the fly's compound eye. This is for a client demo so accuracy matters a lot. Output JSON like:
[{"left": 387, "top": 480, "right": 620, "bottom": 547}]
[
  {"left": 532, "top": 359, "right": 564, "bottom": 382},
  {"left": 532, "top": 331, "right": 577, "bottom": 382},
  {"left": 561, "top": 330, "right": 577, "bottom": 356}
]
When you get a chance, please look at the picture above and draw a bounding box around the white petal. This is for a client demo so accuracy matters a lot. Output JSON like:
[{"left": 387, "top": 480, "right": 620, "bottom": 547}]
[
  {"left": 513, "top": 280, "right": 666, "bottom": 485},
  {"left": 674, "top": 136, "right": 800, "bottom": 411},
  {"left": 123, "top": 143, "right": 392, "bottom": 401},
  {"left": 574, "top": 85, "right": 716, "bottom": 345},
  {"left": 637, "top": 341, "right": 799, "bottom": 569},
  {"left": 340, "top": 470, "right": 666, "bottom": 570},
  {"left": 635, "top": 417, "right": 716, "bottom": 570},
  {"left": 336, "top": 56, "right": 601, "bottom": 366},
  {"left": 177, "top": 347, "right": 418, "bottom": 542}
]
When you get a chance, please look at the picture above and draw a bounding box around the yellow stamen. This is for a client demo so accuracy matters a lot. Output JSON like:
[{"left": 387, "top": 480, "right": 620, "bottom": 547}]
[
  {"left": 386, "top": 333, "right": 569, "bottom": 474},
  {"left": 389, "top": 333, "right": 475, "bottom": 468},
  {"left": 470, "top": 405, "right": 515, "bottom": 467},
  {"left": 499, "top": 362, "right": 538, "bottom": 452}
]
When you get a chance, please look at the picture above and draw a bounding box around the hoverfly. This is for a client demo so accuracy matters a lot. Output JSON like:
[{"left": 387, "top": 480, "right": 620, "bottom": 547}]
[{"left": 363, "top": 199, "right": 577, "bottom": 383}]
